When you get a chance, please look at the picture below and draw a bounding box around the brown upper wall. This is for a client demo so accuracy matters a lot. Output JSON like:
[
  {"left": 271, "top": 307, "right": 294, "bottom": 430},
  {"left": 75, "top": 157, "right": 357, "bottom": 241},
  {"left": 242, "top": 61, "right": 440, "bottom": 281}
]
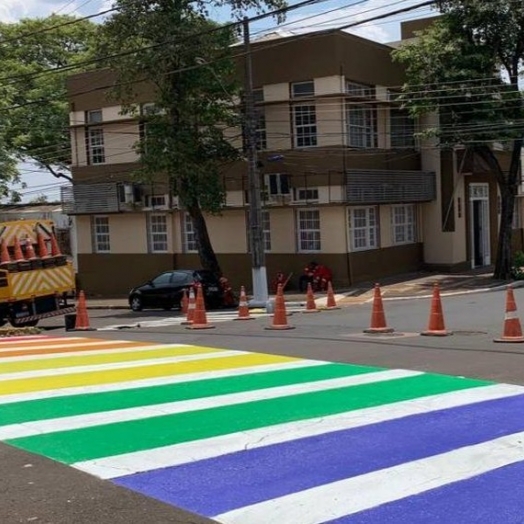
[
  {"left": 68, "top": 30, "right": 406, "bottom": 111},
  {"left": 244, "top": 31, "right": 406, "bottom": 88},
  {"left": 67, "top": 69, "right": 156, "bottom": 112},
  {"left": 400, "top": 16, "right": 440, "bottom": 40}
]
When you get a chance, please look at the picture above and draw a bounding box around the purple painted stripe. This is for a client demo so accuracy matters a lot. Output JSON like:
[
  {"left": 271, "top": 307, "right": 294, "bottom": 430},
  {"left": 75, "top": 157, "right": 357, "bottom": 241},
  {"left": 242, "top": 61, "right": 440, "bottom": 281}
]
[
  {"left": 114, "top": 393, "right": 524, "bottom": 517},
  {"left": 328, "top": 461, "right": 524, "bottom": 524}
]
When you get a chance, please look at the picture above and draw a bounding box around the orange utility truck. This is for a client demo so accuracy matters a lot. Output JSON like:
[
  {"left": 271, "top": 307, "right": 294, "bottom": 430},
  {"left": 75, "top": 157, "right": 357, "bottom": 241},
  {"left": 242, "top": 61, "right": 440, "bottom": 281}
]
[{"left": 0, "top": 219, "right": 76, "bottom": 327}]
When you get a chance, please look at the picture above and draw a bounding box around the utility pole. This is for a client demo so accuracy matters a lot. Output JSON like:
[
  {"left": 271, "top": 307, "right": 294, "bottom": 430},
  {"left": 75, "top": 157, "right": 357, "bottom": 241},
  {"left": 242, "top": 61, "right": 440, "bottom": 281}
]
[{"left": 243, "top": 16, "right": 269, "bottom": 307}]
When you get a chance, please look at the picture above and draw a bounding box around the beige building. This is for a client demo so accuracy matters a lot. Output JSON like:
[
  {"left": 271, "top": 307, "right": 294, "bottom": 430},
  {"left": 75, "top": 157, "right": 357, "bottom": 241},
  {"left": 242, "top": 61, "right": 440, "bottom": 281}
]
[{"left": 64, "top": 22, "right": 522, "bottom": 296}]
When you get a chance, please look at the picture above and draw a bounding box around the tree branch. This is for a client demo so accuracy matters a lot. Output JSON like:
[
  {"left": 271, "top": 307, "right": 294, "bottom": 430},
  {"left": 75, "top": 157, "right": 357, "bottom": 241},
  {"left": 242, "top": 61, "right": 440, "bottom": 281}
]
[{"left": 42, "top": 164, "right": 73, "bottom": 183}]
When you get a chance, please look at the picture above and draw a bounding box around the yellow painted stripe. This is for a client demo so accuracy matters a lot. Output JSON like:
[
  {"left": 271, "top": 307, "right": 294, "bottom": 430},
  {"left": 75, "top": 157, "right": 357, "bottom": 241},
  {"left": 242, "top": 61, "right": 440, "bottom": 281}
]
[
  {"left": 0, "top": 353, "right": 299, "bottom": 396},
  {"left": 0, "top": 345, "right": 223, "bottom": 374}
]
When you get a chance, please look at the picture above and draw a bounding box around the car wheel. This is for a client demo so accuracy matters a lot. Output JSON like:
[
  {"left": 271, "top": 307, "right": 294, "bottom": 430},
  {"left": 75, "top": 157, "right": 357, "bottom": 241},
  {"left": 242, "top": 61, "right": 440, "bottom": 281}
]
[{"left": 130, "top": 295, "right": 143, "bottom": 312}]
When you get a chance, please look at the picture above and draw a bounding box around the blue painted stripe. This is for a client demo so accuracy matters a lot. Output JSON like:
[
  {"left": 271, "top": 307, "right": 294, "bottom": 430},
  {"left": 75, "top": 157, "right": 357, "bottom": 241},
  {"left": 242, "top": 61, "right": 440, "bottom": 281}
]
[
  {"left": 114, "top": 393, "right": 524, "bottom": 517},
  {"left": 328, "top": 461, "right": 524, "bottom": 524}
]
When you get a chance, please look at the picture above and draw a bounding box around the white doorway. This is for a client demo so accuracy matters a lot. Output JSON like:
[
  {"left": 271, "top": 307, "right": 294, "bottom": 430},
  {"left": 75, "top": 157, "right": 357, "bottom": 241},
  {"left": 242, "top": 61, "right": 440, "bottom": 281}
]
[{"left": 469, "top": 183, "right": 491, "bottom": 268}]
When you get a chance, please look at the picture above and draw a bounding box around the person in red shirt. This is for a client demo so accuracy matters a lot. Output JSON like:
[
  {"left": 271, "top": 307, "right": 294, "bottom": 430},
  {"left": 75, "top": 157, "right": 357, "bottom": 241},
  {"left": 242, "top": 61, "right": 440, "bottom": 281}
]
[
  {"left": 312, "top": 263, "right": 333, "bottom": 292},
  {"left": 299, "top": 262, "right": 318, "bottom": 292}
]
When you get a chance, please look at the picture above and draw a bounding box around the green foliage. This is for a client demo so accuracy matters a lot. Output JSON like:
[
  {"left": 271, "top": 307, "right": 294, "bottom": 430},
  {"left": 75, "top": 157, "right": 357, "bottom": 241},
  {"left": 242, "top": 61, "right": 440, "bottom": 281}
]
[
  {"left": 100, "top": 2, "right": 245, "bottom": 214},
  {"left": 0, "top": 15, "right": 99, "bottom": 193},
  {"left": 512, "top": 251, "right": 524, "bottom": 280},
  {"left": 100, "top": 0, "right": 285, "bottom": 273},
  {"left": 392, "top": 1, "right": 524, "bottom": 279}
]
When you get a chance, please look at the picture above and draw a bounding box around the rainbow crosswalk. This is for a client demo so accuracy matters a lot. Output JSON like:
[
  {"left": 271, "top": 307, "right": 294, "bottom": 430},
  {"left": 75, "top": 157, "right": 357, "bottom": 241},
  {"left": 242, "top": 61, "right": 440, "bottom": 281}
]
[{"left": 2, "top": 336, "right": 524, "bottom": 523}]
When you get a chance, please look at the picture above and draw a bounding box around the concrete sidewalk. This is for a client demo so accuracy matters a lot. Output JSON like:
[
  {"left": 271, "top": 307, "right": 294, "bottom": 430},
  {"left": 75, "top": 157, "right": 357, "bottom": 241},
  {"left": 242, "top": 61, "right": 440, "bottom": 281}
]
[{"left": 83, "top": 267, "right": 522, "bottom": 310}]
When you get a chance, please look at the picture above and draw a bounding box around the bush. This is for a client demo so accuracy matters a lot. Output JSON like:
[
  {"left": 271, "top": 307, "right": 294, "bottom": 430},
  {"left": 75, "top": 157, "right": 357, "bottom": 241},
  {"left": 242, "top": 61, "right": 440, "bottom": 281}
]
[{"left": 511, "top": 251, "right": 524, "bottom": 279}]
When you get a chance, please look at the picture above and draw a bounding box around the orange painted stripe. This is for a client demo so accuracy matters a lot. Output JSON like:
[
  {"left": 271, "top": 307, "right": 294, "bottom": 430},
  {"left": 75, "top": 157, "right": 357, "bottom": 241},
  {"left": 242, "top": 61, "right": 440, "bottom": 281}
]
[
  {"left": 0, "top": 338, "right": 93, "bottom": 349},
  {"left": 0, "top": 341, "right": 151, "bottom": 358}
]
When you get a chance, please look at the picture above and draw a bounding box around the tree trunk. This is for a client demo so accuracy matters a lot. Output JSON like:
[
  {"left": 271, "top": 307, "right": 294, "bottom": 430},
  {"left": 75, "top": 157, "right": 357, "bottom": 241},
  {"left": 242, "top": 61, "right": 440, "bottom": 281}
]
[
  {"left": 186, "top": 202, "right": 222, "bottom": 277},
  {"left": 474, "top": 141, "right": 522, "bottom": 280},
  {"left": 495, "top": 183, "right": 517, "bottom": 280}
]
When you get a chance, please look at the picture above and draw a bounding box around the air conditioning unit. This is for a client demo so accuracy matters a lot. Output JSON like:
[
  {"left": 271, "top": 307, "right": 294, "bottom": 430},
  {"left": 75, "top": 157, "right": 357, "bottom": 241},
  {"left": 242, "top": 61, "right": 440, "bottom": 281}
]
[{"left": 143, "top": 194, "right": 179, "bottom": 210}]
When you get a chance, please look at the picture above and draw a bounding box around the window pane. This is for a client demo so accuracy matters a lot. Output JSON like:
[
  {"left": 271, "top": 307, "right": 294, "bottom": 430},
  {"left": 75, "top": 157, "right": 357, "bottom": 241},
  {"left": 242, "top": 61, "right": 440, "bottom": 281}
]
[
  {"left": 293, "top": 105, "right": 317, "bottom": 147},
  {"left": 149, "top": 214, "right": 168, "bottom": 252},
  {"left": 391, "top": 205, "right": 416, "bottom": 244},
  {"left": 349, "top": 207, "right": 379, "bottom": 251},
  {"left": 93, "top": 216, "right": 110, "bottom": 253},
  {"left": 292, "top": 81, "right": 314, "bottom": 98},
  {"left": 297, "top": 209, "right": 320, "bottom": 251},
  {"left": 184, "top": 214, "right": 198, "bottom": 252}
]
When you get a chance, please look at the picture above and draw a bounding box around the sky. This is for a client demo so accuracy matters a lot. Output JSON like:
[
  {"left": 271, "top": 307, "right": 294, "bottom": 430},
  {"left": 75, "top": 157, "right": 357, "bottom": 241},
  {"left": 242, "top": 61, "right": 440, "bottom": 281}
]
[{"left": 1, "top": 0, "right": 435, "bottom": 203}]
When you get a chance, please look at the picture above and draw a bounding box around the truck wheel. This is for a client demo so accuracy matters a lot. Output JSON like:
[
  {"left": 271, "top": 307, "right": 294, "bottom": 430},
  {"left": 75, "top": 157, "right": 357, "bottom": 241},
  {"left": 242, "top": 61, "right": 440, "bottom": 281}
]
[{"left": 10, "top": 318, "right": 39, "bottom": 328}]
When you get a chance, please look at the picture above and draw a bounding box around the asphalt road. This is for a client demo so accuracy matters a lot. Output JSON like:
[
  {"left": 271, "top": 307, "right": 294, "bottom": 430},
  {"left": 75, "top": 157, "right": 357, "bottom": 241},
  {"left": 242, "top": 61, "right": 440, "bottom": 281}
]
[
  {"left": 4, "top": 285, "right": 524, "bottom": 524},
  {"left": 41, "top": 286, "right": 524, "bottom": 384}
]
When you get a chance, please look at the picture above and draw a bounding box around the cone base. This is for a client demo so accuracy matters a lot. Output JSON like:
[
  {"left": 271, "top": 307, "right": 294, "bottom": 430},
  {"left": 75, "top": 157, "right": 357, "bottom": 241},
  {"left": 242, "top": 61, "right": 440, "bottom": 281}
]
[
  {"left": 364, "top": 327, "right": 394, "bottom": 334},
  {"left": 181, "top": 320, "right": 193, "bottom": 325},
  {"left": 234, "top": 316, "right": 254, "bottom": 321},
  {"left": 494, "top": 336, "right": 524, "bottom": 343},
  {"left": 421, "top": 330, "right": 452, "bottom": 337},
  {"left": 265, "top": 325, "right": 295, "bottom": 330},
  {"left": 186, "top": 324, "right": 215, "bottom": 330}
]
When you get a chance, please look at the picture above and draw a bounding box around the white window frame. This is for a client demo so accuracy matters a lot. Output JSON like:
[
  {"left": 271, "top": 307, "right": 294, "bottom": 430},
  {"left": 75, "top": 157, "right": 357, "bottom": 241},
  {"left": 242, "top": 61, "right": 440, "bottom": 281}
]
[
  {"left": 391, "top": 204, "right": 417, "bottom": 245},
  {"left": 148, "top": 213, "right": 169, "bottom": 253},
  {"left": 86, "top": 109, "right": 103, "bottom": 124},
  {"left": 293, "top": 187, "right": 319, "bottom": 202},
  {"left": 293, "top": 105, "right": 317, "bottom": 148},
  {"left": 297, "top": 209, "right": 321, "bottom": 252},
  {"left": 346, "top": 104, "right": 377, "bottom": 149},
  {"left": 92, "top": 215, "right": 110, "bottom": 253},
  {"left": 291, "top": 81, "right": 314, "bottom": 98},
  {"left": 390, "top": 107, "right": 415, "bottom": 148},
  {"left": 87, "top": 128, "right": 105, "bottom": 164},
  {"left": 345, "top": 81, "right": 375, "bottom": 98},
  {"left": 183, "top": 213, "right": 198, "bottom": 253},
  {"left": 349, "top": 206, "right": 379, "bottom": 251}
]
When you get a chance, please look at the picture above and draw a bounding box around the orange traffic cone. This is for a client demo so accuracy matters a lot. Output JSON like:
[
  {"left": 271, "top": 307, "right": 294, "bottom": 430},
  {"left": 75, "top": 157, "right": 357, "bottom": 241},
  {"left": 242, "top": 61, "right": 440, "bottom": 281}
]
[
  {"left": 325, "top": 281, "right": 340, "bottom": 310},
  {"left": 24, "top": 242, "right": 37, "bottom": 261},
  {"left": 0, "top": 239, "right": 11, "bottom": 265},
  {"left": 494, "top": 286, "right": 524, "bottom": 343},
  {"left": 181, "top": 289, "right": 189, "bottom": 315},
  {"left": 265, "top": 284, "right": 295, "bottom": 330},
  {"left": 364, "top": 284, "right": 394, "bottom": 333},
  {"left": 74, "top": 290, "right": 95, "bottom": 331},
  {"left": 37, "top": 233, "right": 50, "bottom": 259},
  {"left": 421, "top": 283, "right": 451, "bottom": 336},
  {"left": 50, "top": 234, "right": 62, "bottom": 257},
  {"left": 12, "top": 238, "right": 25, "bottom": 263},
  {"left": 303, "top": 282, "right": 319, "bottom": 313},
  {"left": 186, "top": 284, "right": 215, "bottom": 330},
  {"left": 181, "top": 287, "right": 196, "bottom": 325},
  {"left": 235, "top": 286, "right": 253, "bottom": 320}
]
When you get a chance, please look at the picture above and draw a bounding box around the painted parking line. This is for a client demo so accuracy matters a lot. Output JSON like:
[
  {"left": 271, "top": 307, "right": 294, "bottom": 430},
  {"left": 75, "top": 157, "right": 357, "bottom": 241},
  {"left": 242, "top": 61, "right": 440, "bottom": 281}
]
[{"left": 2, "top": 336, "right": 524, "bottom": 524}]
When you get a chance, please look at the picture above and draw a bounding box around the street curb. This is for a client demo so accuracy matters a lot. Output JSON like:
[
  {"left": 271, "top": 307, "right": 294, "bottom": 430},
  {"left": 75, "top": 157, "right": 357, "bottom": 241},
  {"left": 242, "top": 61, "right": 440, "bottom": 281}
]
[
  {"left": 378, "top": 279, "right": 524, "bottom": 302},
  {"left": 87, "top": 305, "right": 130, "bottom": 310}
]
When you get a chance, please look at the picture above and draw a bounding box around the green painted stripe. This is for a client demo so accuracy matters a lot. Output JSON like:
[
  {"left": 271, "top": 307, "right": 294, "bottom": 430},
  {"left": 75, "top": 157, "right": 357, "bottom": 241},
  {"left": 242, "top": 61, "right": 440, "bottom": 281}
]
[
  {"left": 8, "top": 374, "right": 490, "bottom": 464},
  {"left": 0, "top": 363, "right": 379, "bottom": 426}
]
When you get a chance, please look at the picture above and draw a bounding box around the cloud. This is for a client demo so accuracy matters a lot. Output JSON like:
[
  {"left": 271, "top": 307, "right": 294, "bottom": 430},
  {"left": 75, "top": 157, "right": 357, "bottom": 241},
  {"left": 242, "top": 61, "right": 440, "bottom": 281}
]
[
  {"left": 0, "top": 0, "right": 106, "bottom": 23},
  {"left": 259, "top": 0, "right": 434, "bottom": 44}
]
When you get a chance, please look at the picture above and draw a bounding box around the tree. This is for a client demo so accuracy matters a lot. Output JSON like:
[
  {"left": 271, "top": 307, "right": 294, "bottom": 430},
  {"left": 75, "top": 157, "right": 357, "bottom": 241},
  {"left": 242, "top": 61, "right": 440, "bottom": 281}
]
[
  {"left": 101, "top": 0, "right": 284, "bottom": 276},
  {"left": 0, "top": 15, "right": 99, "bottom": 195},
  {"left": 393, "top": 1, "right": 524, "bottom": 279}
]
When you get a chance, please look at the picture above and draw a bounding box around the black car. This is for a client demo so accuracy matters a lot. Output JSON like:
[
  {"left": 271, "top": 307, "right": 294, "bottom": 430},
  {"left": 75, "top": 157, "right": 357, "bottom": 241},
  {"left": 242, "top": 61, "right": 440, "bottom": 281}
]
[{"left": 129, "top": 269, "right": 223, "bottom": 312}]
